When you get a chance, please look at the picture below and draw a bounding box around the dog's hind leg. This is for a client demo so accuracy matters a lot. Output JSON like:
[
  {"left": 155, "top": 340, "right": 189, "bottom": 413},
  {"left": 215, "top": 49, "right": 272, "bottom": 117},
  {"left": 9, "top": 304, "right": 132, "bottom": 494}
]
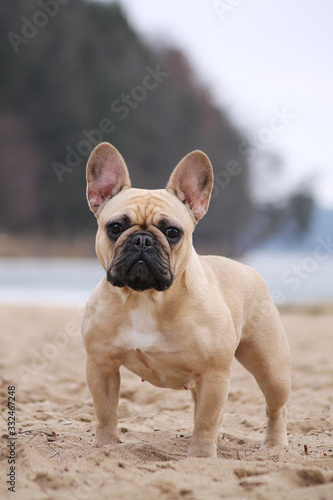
[{"left": 235, "top": 308, "right": 291, "bottom": 447}]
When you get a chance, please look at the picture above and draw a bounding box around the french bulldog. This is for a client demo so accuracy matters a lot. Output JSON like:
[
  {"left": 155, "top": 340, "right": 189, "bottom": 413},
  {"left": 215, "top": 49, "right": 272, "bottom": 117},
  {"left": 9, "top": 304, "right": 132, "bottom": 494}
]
[{"left": 82, "top": 142, "right": 291, "bottom": 458}]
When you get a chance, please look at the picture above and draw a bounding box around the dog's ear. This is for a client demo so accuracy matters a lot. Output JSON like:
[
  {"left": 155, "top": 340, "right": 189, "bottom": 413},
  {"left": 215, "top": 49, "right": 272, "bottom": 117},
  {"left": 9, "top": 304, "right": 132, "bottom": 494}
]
[
  {"left": 86, "top": 143, "right": 131, "bottom": 214},
  {"left": 166, "top": 151, "right": 214, "bottom": 221}
]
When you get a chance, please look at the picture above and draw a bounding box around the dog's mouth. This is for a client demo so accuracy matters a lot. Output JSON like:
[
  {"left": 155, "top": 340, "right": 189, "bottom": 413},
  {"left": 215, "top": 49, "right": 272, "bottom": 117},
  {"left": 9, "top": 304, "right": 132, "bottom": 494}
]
[
  {"left": 108, "top": 258, "right": 172, "bottom": 291},
  {"left": 126, "top": 258, "right": 159, "bottom": 291},
  {"left": 107, "top": 234, "right": 173, "bottom": 292}
]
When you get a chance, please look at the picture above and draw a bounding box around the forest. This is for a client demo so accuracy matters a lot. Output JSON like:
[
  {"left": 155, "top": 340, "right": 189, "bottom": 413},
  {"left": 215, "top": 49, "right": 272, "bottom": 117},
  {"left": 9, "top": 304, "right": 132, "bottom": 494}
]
[{"left": 0, "top": 0, "right": 312, "bottom": 256}]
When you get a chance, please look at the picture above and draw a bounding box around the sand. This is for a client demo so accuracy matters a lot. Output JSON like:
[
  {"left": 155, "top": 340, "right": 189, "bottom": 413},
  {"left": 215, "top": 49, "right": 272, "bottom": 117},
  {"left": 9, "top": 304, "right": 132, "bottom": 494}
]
[{"left": 1, "top": 303, "right": 333, "bottom": 499}]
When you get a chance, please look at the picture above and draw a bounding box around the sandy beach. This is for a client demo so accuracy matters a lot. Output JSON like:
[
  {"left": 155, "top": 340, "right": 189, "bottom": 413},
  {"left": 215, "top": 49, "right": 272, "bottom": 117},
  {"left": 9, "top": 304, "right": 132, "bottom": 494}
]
[{"left": 1, "top": 303, "right": 333, "bottom": 499}]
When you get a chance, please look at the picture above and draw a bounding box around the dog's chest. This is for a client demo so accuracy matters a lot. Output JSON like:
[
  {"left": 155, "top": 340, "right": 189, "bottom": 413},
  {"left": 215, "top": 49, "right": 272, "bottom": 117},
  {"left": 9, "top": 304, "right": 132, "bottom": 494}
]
[
  {"left": 113, "top": 303, "right": 160, "bottom": 350},
  {"left": 113, "top": 301, "right": 195, "bottom": 390}
]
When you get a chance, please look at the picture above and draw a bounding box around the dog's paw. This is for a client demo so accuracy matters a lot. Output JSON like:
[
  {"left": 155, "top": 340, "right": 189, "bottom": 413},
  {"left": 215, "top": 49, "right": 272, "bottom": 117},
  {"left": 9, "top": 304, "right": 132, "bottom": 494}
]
[
  {"left": 262, "top": 436, "right": 288, "bottom": 449},
  {"left": 187, "top": 442, "right": 217, "bottom": 458},
  {"left": 92, "top": 434, "right": 121, "bottom": 447}
]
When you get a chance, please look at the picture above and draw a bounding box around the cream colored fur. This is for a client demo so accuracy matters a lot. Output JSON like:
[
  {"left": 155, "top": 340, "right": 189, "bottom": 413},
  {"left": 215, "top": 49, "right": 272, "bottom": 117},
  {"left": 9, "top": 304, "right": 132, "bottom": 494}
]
[{"left": 82, "top": 143, "right": 291, "bottom": 458}]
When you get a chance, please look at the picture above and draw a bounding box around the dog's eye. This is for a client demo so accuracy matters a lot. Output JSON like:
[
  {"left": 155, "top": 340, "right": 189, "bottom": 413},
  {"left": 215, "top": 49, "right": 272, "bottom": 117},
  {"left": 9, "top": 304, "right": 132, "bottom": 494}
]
[
  {"left": 107, "top": 223, "right": 123, "bottom": 237},
  {"left": 165, "top": 227, "right": 180, "bottom": 239}
]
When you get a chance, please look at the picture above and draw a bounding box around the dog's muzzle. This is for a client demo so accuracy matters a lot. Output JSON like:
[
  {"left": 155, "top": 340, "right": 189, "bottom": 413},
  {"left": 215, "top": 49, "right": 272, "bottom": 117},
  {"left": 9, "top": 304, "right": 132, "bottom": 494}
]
[{"left": 107, "top": 232, "right": 173, "bottom": 292}]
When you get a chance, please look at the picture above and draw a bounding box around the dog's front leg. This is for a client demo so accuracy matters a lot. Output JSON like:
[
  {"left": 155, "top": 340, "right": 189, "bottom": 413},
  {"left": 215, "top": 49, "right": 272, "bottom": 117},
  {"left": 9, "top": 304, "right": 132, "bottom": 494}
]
[
  {"left": 86, "top": 355, "right": 121, "bottom": 446},
  {"left": 188, "top": 370, "right": 230, "bottom": 458}
]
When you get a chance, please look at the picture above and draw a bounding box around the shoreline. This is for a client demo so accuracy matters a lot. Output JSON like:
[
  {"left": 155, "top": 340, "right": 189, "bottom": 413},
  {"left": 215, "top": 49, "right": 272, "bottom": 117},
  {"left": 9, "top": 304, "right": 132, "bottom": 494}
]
[{"left": 1, "top": 300, "right": 333, "bottom": 313}]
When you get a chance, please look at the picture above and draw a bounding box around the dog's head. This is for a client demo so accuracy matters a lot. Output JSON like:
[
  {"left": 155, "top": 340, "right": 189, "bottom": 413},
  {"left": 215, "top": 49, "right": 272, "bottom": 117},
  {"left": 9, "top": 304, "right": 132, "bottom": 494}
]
[{"left": 86, "top": 143, "right": 213, "bottom": 292}]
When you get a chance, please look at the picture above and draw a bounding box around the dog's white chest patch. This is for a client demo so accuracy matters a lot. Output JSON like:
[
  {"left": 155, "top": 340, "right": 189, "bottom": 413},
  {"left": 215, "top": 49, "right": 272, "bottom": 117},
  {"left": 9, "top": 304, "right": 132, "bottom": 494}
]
[
  {"left": 113, "top": 296, "right": 193, "bottom": 390},
  {"left": 113, "top": 299, "right": 160, "bottom": 350}
]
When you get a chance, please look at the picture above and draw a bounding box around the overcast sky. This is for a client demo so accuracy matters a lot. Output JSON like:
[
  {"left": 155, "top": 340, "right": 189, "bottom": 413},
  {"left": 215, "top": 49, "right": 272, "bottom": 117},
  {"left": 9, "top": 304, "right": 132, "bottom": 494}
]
[{"left": 103, "top": 0, "right": 333, "bottom": 207}]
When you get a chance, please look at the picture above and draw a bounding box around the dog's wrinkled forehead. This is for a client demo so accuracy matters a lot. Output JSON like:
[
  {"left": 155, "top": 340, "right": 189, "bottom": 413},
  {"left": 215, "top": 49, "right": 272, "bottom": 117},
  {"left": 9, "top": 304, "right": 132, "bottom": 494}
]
[
  {"left": 124, "top": 194, "right": 168, "bottom": 228},
  {"left": 99, "top": 188, "right": 193, "bottom": 229}
]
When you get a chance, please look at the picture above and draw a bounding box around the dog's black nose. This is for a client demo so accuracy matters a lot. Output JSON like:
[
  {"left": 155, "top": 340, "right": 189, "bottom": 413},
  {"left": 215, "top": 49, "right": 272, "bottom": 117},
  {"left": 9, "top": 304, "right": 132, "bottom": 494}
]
[{"left": 132, "top": 233, "right": 154, "bottom": 248}]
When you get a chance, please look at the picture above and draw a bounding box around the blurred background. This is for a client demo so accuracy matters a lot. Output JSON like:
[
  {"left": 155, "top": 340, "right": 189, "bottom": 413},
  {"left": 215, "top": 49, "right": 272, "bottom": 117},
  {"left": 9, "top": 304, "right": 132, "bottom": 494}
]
[{"left": 0, "top": 0, "right": 332, "bottom": 306}]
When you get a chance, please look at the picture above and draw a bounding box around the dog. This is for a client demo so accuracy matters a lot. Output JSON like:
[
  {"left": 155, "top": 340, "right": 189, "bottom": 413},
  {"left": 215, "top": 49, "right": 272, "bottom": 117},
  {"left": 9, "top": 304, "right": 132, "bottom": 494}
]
[{"left": 82, "top": 142, "right": 291, "bottom": 458}]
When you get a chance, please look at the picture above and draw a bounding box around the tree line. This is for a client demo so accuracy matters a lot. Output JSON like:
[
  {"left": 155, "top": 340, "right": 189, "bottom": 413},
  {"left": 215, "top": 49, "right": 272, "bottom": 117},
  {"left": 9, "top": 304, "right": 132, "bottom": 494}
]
[{"left": 0, "top": 0, "right": 312, "bottom": 256}]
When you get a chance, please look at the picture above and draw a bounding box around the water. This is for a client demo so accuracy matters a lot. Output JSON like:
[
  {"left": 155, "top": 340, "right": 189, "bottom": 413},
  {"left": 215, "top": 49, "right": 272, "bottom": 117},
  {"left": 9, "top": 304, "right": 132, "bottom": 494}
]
[
  {"left": 0, "top": 258, "right": 103, "bottom": 307},
  {"left": 0, "top": 251, "right": 332, "bottom": 307},
  {"left": 242, "top": 250, "right": 333, "bottom": 307}
]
